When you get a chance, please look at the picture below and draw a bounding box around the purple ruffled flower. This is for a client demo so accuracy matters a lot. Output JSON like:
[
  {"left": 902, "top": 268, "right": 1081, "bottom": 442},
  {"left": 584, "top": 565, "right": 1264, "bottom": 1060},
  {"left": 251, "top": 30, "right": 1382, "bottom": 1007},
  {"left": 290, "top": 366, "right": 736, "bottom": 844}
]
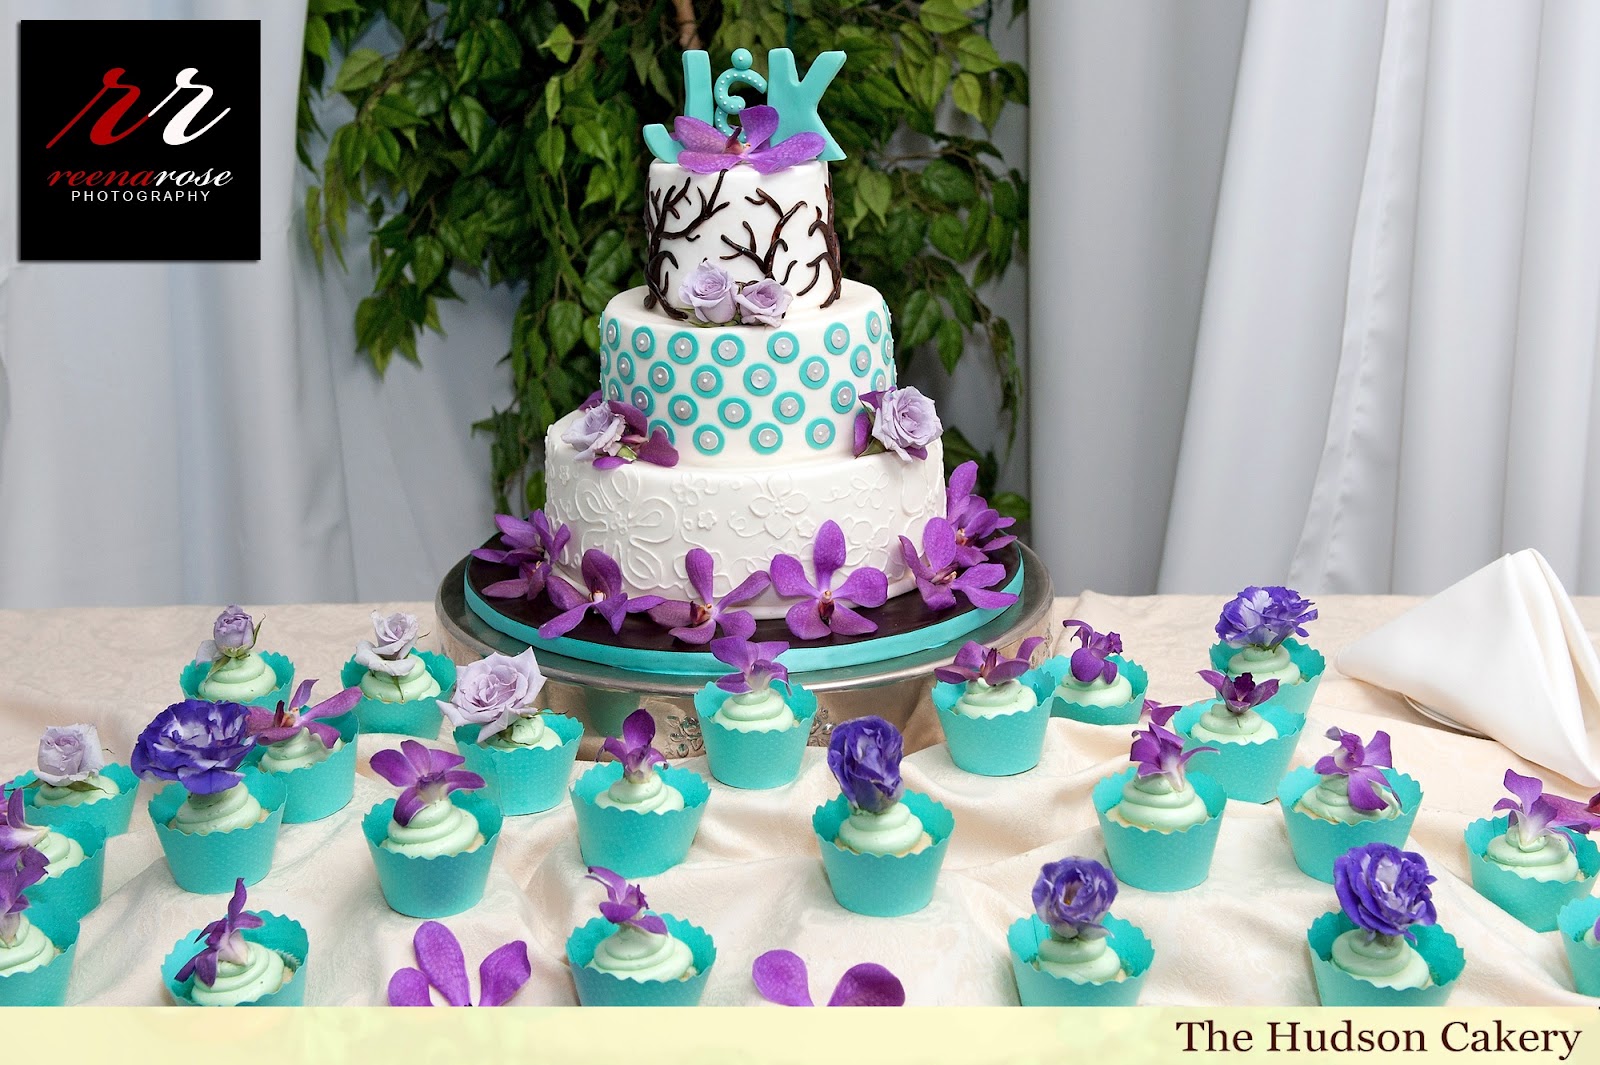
[
  {"left": 711, "top": 636, "right": 790, "bottom": 695},
  {"left": 899, "top": 518, "right": 1017, "bottom": 612},
  {"left": 0, "top": 791, "right": 47, "bottom": 855},
  {"left": 827, "top": 716, "right": 904, "bottom": 815},
  {"left": 584, "top": 866, "right": 669, "bottom": 935},
  {"left": 562, "top": 401, "right": 678, "bottom": 470},
  {"left": 753, "top": 949, "right": 905, "bottom": 1007},
  {"left": 1216, "top": 586, "right": 1318, "bottom": 650},
  {"left": 194, "top": 605, "right": 260, "bottom": 667},
  {"left": 388, "top": 920, "right": 532, "bottom": 1007},
  {"left": 1061, "top": 620, "right": 1123, "bottom": 685},
  {"left": 852, "top": 387, "right": 942, "bottom": 461},
  {"left": 647, "top": 548, "right": 767, "bottom": 645},
  {"left": 1494, "top": 769, "right": 1600, "bottom": 851},
  {"left": 602, "top": 709, "right": 667, "bottom": 784},
  {"left": 245, "top": 678, "right": 360, "bottom": 750},
  {"left": 0, "top": 847, "right": 48, "bottom": 945},
  {"left": 675, "top": 105, "right": 825, "bottom": 175},
  {"left": 933, "top": 636, "right": 1045, "bottom": 686},
  {"left": 1333, "top": 842, "right": 1437, "bottom": 942},
  {"left": 1032, "top": 857, "right": 1117, "bottom": 940},
  {"left": 735, "top": 278, "right": 793, "bottom": 326},
  {"left": 130, "top": 699, "right": 257, "bottom": 796},
  {"left": 680, "top": 260, "right": 737, "bottom": 323},
  {"left": 1129, "top": 700, "right": 1216, "bottom": 790},
  {"left": 176, "top": 878, "right": 264, "bottom": 987},
  {"left": 472, "top": 511, "right": 572, "bottom": 602},
  {"left": 370, "top": 740, "right": 485, "bottom": 827},
  {"left": 771, "top": 520, "right": 888, "bottom": 640},
  {"left": 1314, "top": 727, "right": 1395, "bottom": 813},
  {"left": 540, "top": 549, "right": 666, "bottom": 639},
  {"left": 35, "top": 724, "right": 107, "bottom": 787},
  {"left": 1196, "top": 670, "right": 1279, "bottom": 717},
  {"left": 944, "top": 461, "right": 1016, "bottom": 566}
]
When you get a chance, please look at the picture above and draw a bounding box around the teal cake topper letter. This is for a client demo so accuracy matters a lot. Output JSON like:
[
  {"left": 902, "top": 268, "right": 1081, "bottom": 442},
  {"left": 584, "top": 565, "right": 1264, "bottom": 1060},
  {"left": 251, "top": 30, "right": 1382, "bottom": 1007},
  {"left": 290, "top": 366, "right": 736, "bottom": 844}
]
[
  {"left": 643, "top": 50, "right": 712, "bottom": 163},
  {"left": 767, "top": 49, "right": 846, "bottom": 162},
  {"left": 644, "top": 48, "right": 847, "bottom": 164}
]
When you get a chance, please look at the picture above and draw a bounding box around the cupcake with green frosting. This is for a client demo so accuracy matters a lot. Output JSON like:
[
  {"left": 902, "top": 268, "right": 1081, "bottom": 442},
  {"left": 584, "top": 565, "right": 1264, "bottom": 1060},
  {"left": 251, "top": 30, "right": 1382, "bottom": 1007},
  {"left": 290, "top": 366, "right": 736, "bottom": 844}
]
[
  {"left": 8, "top": 724, "right": 139, "bottom": 840},
  {"left": 1208, "top": 586, "right": 1325, "bottom": 716},
  {"left": 932, "top": 637, "right": 1054, "bottom": 776},
  {"left": 342, "top": 611, "right": 455, "bottom": 738},
  {"left": 180, "top": 606, "right": 294, "bottom": 710},
  {"left": 566, "top": 866, "right": 714, "bottom": 1007},
  {"left": 1464, "top": 769, "right": 1600, "bottom": 932},
  {"left": 1008, "top": 857, "right": 1154, "bottom": 1006},
  {"left": 161, "top": 879, "right": 308, "bottom": 1006},
  {"left": 1279, "top": 727, "right": 1423, "bottom": 882},
  {"left": 243, "top": 679, "right": 362, "bottom": 824},
  {"left": 1172, "top": 670, "right": 1305, "bottom": 803},
  {"left": 0, "top": 846, "right": 78, "bottom": 1006},
  {"left": 1041, "top": 620, "right": 1149, "bottom": 726},
  {"left": 571, "top": 710, "right": 710, "bottom": 878},
  {"left": 1556, "top": 896, "right": 1600, "bottom": 997},
  {"left": 696, "top": 637, "right": 818, "bottom": 790},
  {"left": 444, "top": 648, "right": 581, "bottom": 814},
  {"left": 0, "top": 791, "right": 104, "bottom": 925}
]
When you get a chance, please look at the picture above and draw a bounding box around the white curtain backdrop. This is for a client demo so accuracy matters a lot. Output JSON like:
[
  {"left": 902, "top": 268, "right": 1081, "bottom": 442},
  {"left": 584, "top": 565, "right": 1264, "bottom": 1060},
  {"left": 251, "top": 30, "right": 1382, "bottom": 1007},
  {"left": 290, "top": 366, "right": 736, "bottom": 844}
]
[{"left": 1032, "top": 0, "right": 1600, "bottom": 597}]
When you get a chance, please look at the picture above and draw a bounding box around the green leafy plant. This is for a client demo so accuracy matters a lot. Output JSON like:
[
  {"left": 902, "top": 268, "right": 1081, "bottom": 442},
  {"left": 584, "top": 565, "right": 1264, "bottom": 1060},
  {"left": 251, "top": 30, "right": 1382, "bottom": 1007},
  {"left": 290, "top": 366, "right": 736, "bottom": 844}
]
[{"left": 299, "top": 0, "right": 1028, "bottom": 515}]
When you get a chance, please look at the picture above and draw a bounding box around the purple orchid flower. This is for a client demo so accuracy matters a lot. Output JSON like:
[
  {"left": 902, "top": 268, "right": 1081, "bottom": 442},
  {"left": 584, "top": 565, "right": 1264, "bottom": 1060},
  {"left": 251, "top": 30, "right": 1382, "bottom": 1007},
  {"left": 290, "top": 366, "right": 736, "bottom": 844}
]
[
  {"left": 1129, "top": 700, "right": 1216, "bottom": 790},
  {"left": 711, "top": 636, "right": 790, "bottom": 695},
  {"left": 472, "top": 511, "right": 571, "bottom": 601},
  {"left": 584, "top": 866, "right": 669, "bottom": 935},
  {"left": 647, "top": 548, "right": 768, "bottom": 644},
  {"left": 1033, "top": 857, "right": 1117, "bottom": 940},
  {"left": 0, "top": 847, "right": 48, "bottom": 945},
  {"left": 827, "top": 716, "right": 904, "bottom": 815},
  {"left": 753, "top": 949, "right": 906, "bottom": 1007},
  {"left": 601, "top": 709, "right": 667, "bottom": 784},
  {"left": 1216, "top": 586, "right": 1319, "bottom": 649},
  {"left": 1061, "top": 620, "right": 1123, "bottom": 685},
  {"left": 1333, "top": 842, "right": 1437, "bottom": 942},
  {"left": 0, "top": 791, "right": 47, "bottom": 855},
  {"left": 944, "top": 461, "right": 1017, "bottom": 566},
  {"left": 771, "top": 520, "right": 888, "bottom": 639},
  {"left": 1314, "top": 727, "right": 1395, "bottom": 813},
  {"left": 176, "top": 878, "right": 264, "bottom": 986},
  {"left": 539, "top": 549, "right": 666, "bottom": 639},
  {"left": 244, "top": 678, "right": 361, "bottom": 750},
  {"left": 675, "top": 104, "right": 826, "bottom": 175},
  {"left": 1494, "top": 769, "right": 1600, "bottom": 852},
  {"left": 1197, "top": 670, "right": 1280, "bottom": 716},
  {"left": 388, "top": 920, "right": 532, "bottom": 1007},
  {"left": 370, "top": 740, "right": 486, "bottom": 826},
  {"left": 593, "top": 401, "right": 679, "bottom": 470},
  {"left": 933, "top": 636, "right": 1046, "bottom": 686},
  {"left": 130, "top": 699, "right": 257, "bottom": 796},
  {"left": 898, "top": 518, "right": 1018, "bottom": 612}
]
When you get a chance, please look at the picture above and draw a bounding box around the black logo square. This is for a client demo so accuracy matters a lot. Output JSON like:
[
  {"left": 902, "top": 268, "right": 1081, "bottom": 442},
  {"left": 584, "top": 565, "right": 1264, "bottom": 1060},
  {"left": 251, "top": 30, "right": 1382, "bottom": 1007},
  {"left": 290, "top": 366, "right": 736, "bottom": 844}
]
[{"left": 17, "top": 20, "right": 261, "bottom": 261}]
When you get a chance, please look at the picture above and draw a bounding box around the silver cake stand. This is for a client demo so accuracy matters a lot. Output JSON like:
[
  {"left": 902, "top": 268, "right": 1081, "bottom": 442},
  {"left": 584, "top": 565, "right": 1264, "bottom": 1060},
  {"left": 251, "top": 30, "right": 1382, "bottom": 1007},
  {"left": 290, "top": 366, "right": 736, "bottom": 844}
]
[{"left": 436, "top": 543, "right": 1056, "bottom": 755}]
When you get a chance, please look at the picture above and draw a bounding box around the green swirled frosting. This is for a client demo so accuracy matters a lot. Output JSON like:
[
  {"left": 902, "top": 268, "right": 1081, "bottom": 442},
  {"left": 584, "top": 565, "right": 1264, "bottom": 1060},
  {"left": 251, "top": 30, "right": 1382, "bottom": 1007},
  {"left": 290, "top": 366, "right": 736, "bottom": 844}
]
[
  {"left": 189, "top": 943, "right": 293, "bottom": 1006},
  {"left": 954, "top": 678, "right": 1037, "bottom": 719},
  {"left": 1189, "top": 706, "right": 1278, "bottom": 746},
  {"left": 0, "top": 919, "right": 59, "bottom": 977},
  {"left": 1111, "top": 774, "right": 1210, "bottom": 833},
  {"left": 198, "top": 652, "right": 280, "bottom": 702},
  {"left": 595, "top": 773, "right": 686, "bottom": 814},
  {"left": 382, "top": 797, "right": 484, "bottom": 858},
  {"left": 835, "top": 801, "right": 931, "bottom": 856},
  {"left": 34, "top": 828, "right": 85, "bottom": 878},
  {"left": 711, "top": 688, "right": 797, "bottom": 732},
  {"left": 170, "top": 783, "right": 265, "bottom": 835},
  {"left": 1053, "top": 672, "right": 1133, "bottom": 708},
  {"left": 1227, "top": 644, "right": 1301, "bottom": 686},
  {"left": 34, "top": 772, "right": 121, "bottom": 808},
  {"left": 361, "top": 654, "right": 441, "bottom": 703},
  {"left": 586, "top": 924, "right": 696, "bottom": 982},
  {"left": 488, "top": 714, "right": 565, "bottom": 751},
  {"left": 1330, "top": 930, "right": 1431, "bottom": 990},
  {"left": 259, "top": 728, "right": 339, "bottom": 773},
  {"left": 1035, "top": 934, "right": 1126, "bottom": 984},
  {"left": 1486, "top": 830, "right": 1582, "bottom": 883},
  {"left": 1295, "top": 774, "right": 1399, "bottom": 824}
]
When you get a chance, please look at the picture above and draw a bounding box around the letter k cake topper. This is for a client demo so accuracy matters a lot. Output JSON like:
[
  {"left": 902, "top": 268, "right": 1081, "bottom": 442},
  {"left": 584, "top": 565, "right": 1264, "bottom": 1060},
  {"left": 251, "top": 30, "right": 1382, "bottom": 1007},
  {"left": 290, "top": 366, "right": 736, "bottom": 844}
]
[{"left": 644, "top": 48, "right": 846, "bottom": 165}]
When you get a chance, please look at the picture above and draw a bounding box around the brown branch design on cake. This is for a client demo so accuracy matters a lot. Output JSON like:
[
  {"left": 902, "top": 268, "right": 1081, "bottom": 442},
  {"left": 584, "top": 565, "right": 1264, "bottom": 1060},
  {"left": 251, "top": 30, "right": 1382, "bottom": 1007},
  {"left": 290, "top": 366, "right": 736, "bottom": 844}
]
[
  {"left": 798, "top": 181, "right": 842, "bottom": 306},
  {"left": 718, "top": 189, "right": 806, "bottom": 287},
  {"left": 644, "top": 171, "right": 730, "bottom": 319}
]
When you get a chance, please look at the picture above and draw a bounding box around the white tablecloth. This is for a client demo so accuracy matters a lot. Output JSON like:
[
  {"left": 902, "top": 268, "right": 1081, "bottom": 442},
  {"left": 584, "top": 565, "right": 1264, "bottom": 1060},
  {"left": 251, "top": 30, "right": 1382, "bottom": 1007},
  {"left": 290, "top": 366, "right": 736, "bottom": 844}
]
[{"left": 1, "top": 592, "right": 1596, "bottom": 1005}]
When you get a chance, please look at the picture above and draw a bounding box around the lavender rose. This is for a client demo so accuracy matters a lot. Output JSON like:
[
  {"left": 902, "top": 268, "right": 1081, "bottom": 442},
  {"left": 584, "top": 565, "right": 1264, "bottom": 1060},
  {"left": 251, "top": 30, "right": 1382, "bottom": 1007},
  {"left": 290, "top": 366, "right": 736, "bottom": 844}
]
[
  {"left": 195, "top": 605, "right": 258, "bottom": 664},
  {"left": 827, "top": 715, "right": 905, "bottom": 814},
  {"left": 356, "top": 611, "right": 422, "bottom": 677},
  {"left": 680, "top": 259, "right": 737, "bottom": 324},
  {"left": 36, "top": 724, "right": 107, "bottom": 786},
  {"left": 440, "top": 648, "right": 546, "bottom": 743},
  {"left": 871, "top": 386, "right": 942, "bottom": 460},
  {"left": 735, "top": 278, "right": 793, "bottom": 326},
  {"left": 1333, "top": 842, "right": 1437, "bottom": 941},
  {"left": 1032, "top": 857, "right": 1117, "bottom": 940},
  {"left": 561, "top": 403, "right": 628, "bottom": 461}
]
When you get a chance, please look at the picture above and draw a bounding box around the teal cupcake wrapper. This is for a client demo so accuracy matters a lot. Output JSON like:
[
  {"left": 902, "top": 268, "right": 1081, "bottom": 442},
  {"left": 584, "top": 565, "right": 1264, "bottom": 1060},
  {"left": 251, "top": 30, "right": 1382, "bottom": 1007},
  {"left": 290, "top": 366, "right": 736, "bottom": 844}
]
[
  {"left": 932, "top": 667, "right": 1056, "bottom": 776},
  {"left": 246, "top": 712, "right": 359, "bottom": 824},
  {"left": 180, "top": 651, "right": 296, "bottom": 710},
  {"left": 1038, "top": 655, "right": 1149, "bottom": 725},
  {"left": 1008, "top": 914, "right": 1153, "bottom": 1006},
  {"left": 565, "top": 914, "right": 716, "bottom": 1006},
  {"left": 571, "top": 763, "right": 710, "bottom": 878},
  {"left": 1093, "top": 767, "right": 1226, "bottom": 892},
  {"left": 454, "top": 714, "right": 583, "bottom": 814},
  {"left": 24, "top": 821, "right": 106, "bottom": 925},
  {"left": 6, "top": 763, "right": 139, "bottom": 838},
  {"left": 149, "top": 770, "right": 286, "bottom": 894},
  {"left": 1307, "top": 910, "right": 1463, "bottom": 1006},
  {"left": 695, "top": 683, "right": 818, "bottom": 790},
  {"left": 1173, "top": 701, "right": 1305, "bottom": 803},
  {"left": 0, "top": 906, "right": 78, "bottom": 1006},
  {"left": 1465, "top": 815, "right": 1600, "bottom": 932},
  {"left": 160, "top": 911, "right": 309, "bottom": 1006},
  {"left": 1208, "top": 638, "right": 1325, "bottom": 715},
  {"left": 1278, "top": 767, "right": 1423, "bottom": 882},
  {"left": 812, "top": 791, "right": 954, "bottom": 917},
  {"left": 363, "top": 791, "right": 503, "bottom": 918},
  {"left": 341, "top": 650, "right": 456, "bottom": 738},
  {"left": 1556, "top": 897, "right": 1600, "bottom": 996}
]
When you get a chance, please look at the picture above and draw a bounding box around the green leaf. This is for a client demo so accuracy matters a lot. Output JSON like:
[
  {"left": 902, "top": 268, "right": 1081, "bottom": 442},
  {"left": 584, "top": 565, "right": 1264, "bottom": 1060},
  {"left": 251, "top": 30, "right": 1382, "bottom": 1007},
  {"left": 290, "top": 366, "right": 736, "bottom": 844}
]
[
  {"left": 936, "top": 318, "right": 965, "bottom": 374},
  {"left": 547, "top": 300, "right": 583, "bottom": 357},
  {"left": 483, "top": 19, "right": 523, "bottom": 77},
  {"left": 952, "top": 72, "right": 983, "bottom": 119},
  {"left": 412, "top": 236, "right": 446, "bottom": 289},
  {"left": 857, "top": 169, "right": 892, "bottom": 221},
  {"left": 929, "top": 215, "right": 966, "bottom": 260},
  {"left": 544, "top": 78, "right": 562, "bottom": 123},
  {"left": 584, "top": 230, "right": 630, "bottom": 284},
  {"left": 899, "top": 290, "right": 943, "bottom": 350},
  {"left": 919, "top": 0, "right": 972, "bottom": 35},
  {"left": 338, "top": 125, "right": 368, "bottom": 179},
  {"left": 992, "top": 178, "right": 1020, "bottom": 221},
  {"left": 304, "top": 15, "right": 331, "bottom": 62},
  {"left": 370, "top": 92, "right": 421, "bottom": 129},
  {"left": 542, "top": 23, "right": 575, "bottom": 64},
  {"left": 309, "top": 0, "right": 362, "bottom": 13},
  {"left": 581, "top": 168, "right": 614, "bottom": 208},
  {"left": 955, "top": 33, "right": 1003, "bottom": 74},
  {"left": 571, "top": 121, "right": 610, "bottom": 162},
  {"left": 921, "top": 159, "right": 977, "bottom": 206},
  {"left": 990, "top": 491, "right": 1031, "bottom": 522},
  {"left": 304, "top": 186, "right": 323, "bottom": 268},
  {"left": 454, "top": 25, "right": 486, "bottom": 87},
  {"left": 332, "top": 49, "right": 385, "bottom": 94},
  {"left": 403, "top": 69, "right": 449, "bottom": 117},
  {"left": 369, "top": 128, "right": 401, "bottom": 173},
  {"left": 449, "top": 95, "right": 489, "bottom": 154},
  {"left": 535, "top": 127, "right": 566, "bottom": 174}
]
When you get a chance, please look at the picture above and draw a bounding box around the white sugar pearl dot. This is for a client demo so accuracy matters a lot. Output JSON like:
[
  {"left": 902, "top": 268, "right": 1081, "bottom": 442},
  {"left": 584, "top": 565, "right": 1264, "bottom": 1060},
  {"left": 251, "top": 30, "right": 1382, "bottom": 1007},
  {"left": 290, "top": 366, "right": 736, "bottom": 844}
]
[
  {"left": 675, "top": 338, "right": 689, "bottom": 354},
  {"left": 781, "top": 398, "right": 798, "bottom": 415},
  {"left": 635, "top": 395, "right": 647, "bottom": 409},
  {"left": 635, "top": 335, "right": 648, "bottom": 351},
  {"left": 719, "top": 340, "right": 734, "bottom": 355},
  {"left": 778, "top": 339, "right": 793, "bottom": 354},
  {"left": 652, "top": 367, "right": 668, "bottom": 385},
  {"left": 813, "top": 425, "right": 828, "bottom": 442},
  {"left": 674, "top": 400, "right": 690, "bottom": 417},
  {"left": 808, "top": 365, "right": 822, "bottom": 380},
  {"left": 700, "top": 432, "right": 715, "bottom": 448},
  {"left": 697, "top": 372, "right": 714, "bottom": 389},
  {"left": 753, "top": 369, "right": 770, "bottom": 387},
  {"left": 759, "top": 429, "right": 777, "bottom": 447}
]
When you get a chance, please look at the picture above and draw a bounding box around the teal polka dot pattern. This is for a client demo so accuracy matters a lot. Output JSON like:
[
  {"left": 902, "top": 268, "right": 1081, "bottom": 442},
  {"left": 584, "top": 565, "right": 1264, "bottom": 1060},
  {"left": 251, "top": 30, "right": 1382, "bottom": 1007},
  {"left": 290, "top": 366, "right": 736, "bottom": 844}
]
[
  {"left": 872, "top": 370, "right": 888, "bottom": 392},
  {"left": 600, "top": 348, "right": 612, "bottom": 376},
  {"left": 824, "top": 322, "right": 850, "bottom": 355},
  {"left": 630, "top": 387, "right": 654, "bottom": 416},
  {"left": 806, "top": 418, "right": 836, "bottom": 450},
  {"left": 744, "top": 364, "right": 777, "bottom": 396},
  {"left": 710, "top": 334, "right": 745, "bottom": 367},
  {"left": 831, "top": 381, "right": 857, "bottom": 414},
  {"left": 649, "top": 420, "right": 675, "bottom": 445},
  {"left": 800, "top": 357, "right": 830, "bottom": 390},
  {"left": 772, "top": 391, "right": 805, "bottom": 425},
  {"left": 767, "top": 331, "right": 800, "bottom": 363},
  {"left": 692, "top": 425, "right": 725, "bottom": 456},
  {"left": 719, "top": 398, "right": 751, "bottom": 429},
  {"left": 750, "top": 423, "right": 783, "bottom": 455},
  {"left": 607, "top": 381, "right": 622, "bottom": 402},
  {"left": 866, "top": 310, "right": 882, "bottom": 341},
  {"left": 667, "top": 331, "right": 699, "bottom": 364},
  {"left": 647, "top": 361, "right": 676, "bottom": 393},
  {"left": 616, "top": 353, "right": 637, "bottom": 384},
  {"left": 850, "top": 344, "right": 872, "bottom": 379},
  {"left": 668, "top": 395, "right": 699, "bottom": 426},
  {"left": 604, "top": 318, "right": 621, "bottom": 350},
  {"left": 630, "top": 327, "right": 656, "bottom": 358},
  {"left": 690, "top": 365, "right": 723, "bottom": 399}
]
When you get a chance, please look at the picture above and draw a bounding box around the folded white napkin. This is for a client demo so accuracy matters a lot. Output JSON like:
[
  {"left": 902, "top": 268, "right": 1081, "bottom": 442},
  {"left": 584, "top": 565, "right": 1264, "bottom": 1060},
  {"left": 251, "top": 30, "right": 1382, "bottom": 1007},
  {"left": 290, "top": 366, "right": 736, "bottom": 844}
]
[{"left": 1337, "top": 549, "right": 1600, "bottom": 787}]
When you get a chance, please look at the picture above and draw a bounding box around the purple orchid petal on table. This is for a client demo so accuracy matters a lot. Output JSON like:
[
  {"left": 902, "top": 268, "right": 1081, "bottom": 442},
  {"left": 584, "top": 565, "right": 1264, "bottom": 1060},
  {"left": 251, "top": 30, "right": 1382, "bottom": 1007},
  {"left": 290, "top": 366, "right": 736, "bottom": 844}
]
[
  {"left": 1215, "top": 585, "right": 1318, "bottom": 649},
  {"left": 244, "top": 678, "right": 361, "bottom": 749},
  {"left": 647, "top": 548, "right": 770, "bottom": 644},
  {"left": 0, "top": 791, "right": 48, "bottom": 854},
  {"left": 711, "top": 636, "right": 791, "bottom": 695},
  {"left": 933, "top": 636, "right": 1045, "bottom": 686},
  {"left": 1314, "top": 727, "right": 1396, "bottom": 813},
  {"left": 1333, "top": 842, "right": 1437, "bottom": 942},
  {"left": 387, "top": 920, "right": 532, "bottom": 1007},
  {"left": 584, "top": 866, "right": 670, "bottom": 935},
  {"left": 1032, "top": 857, "right": 1117, "bottom": 940},
  {"left": 1128, "top": 700, "right": 1215, "bottom": 791},
  {"left": 1197, "top": 670, "right": 1279, "bottom": 716},
  {"left": 1061, "top": 620, "right": 1123, "bottom": 685},
  {"left": 674, "top": 106, "right": 825, "bottom": 175},
  {"left": 0, "top": 847, "right": 47, "bottom": 945},
  {"left": 752, "top": 949, "right": 906, "bottom": 1007},
  {"left": 827, "top": 716, "right": 905, "bottom": 814},
  {"left": 770, "top": 520, "right": 888, "bottom": 640},
  {"left": 130, "top": 699, "right": 257, "bottom": 796},
  {"left": 1493, "top": 769, "right": 1600, "bottom": 851},
  {"left": 370, "top": 740, "right": 485, "bottom": 826},
  {"left": 898, "top": 518, "right": 1018, "bottom": 613},
  {"left": 176, "top": 878, "right": 265, "bottom": 987},
  {"left": 538, "top": 549, "right": 665, "bottom": 639},
  {"left": 601, "top": 709, "right": 667, "bottom": 783}
]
